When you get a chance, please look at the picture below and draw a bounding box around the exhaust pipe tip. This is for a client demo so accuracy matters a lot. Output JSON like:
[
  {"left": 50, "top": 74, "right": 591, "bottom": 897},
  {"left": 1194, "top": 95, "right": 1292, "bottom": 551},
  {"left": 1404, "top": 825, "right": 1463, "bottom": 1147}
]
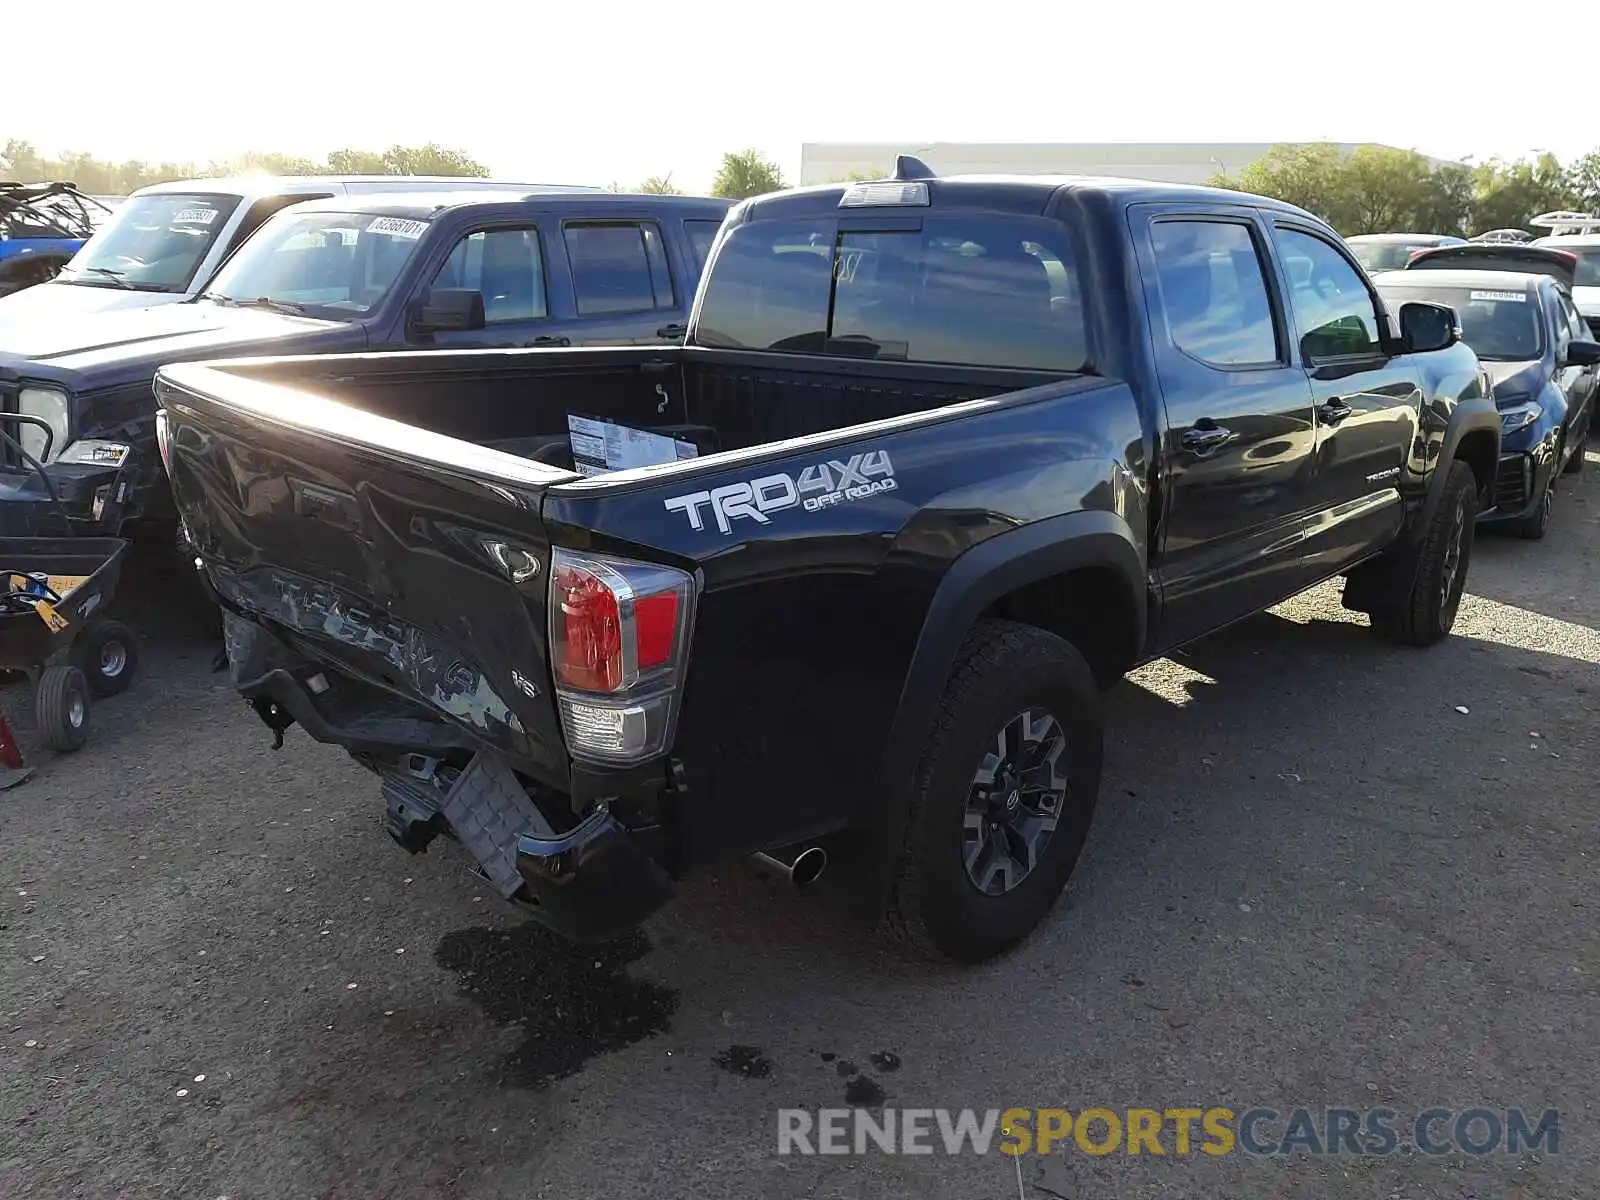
[
  {"left": 752, "top": 846, "right": 829, "bottom": 888},
  {"left": 790, "top": 846, "right": 828, "bottom": 887}
]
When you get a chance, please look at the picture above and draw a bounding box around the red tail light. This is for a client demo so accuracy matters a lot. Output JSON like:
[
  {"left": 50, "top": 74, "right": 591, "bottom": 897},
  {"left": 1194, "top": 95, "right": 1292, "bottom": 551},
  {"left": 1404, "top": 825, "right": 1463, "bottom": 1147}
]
[
  {"left": 633, "top": 592, "right": 680, "bottom": 671},
  {"left": 555, "top": 566, "right": 624, "bottom": 691},
  {"left": 549, "top": 549, "right": 695, "bottom": 765}
]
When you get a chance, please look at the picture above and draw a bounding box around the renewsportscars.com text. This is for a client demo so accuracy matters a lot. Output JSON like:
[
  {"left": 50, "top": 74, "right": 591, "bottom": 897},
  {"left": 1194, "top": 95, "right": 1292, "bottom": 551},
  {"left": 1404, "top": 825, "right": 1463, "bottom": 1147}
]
[{"left": 777, "top": 1106, "right": 1560, "bottom": 1158}]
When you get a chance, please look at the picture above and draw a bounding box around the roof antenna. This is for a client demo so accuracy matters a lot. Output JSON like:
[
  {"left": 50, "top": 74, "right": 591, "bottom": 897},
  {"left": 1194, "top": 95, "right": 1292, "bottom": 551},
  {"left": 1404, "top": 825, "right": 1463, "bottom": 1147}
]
[{"left": 892, "top": 154, "right": 936, "bottom": 181}]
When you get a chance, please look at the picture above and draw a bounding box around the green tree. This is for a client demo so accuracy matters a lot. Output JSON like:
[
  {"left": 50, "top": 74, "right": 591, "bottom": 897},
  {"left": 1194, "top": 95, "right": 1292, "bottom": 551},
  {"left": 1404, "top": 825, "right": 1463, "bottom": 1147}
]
[
  {"left": 1, "top": 140, "right": 44, "bottom": 180},
  {"left": 1212, "top": 143, "right": 1353, "bottom": 227},
  {"left": 1342, "top": 146, "right": 1439, "bottom": 234},
  {"left": 1, "top": 140, "right": 494, "bottom": 194},
  {"left": 325, "top": 147, "right": 389, "bottom": 175},
  {"left": 1469, "top": 154, "right": 1575, "bottom": 235},
  {"left": 637, "top": 173, "right": 682, "bottom": 195},
  {"left": 378, "top": 143, "right": 489, "bottom": 177},
  {"left": 1210, "top": 141, "right": 1597, "bottom": 238},
  {"left": 1566, "top": 151, "right": 1600, "bottom": 214},
  {"left": 1413, "top": 160, "right": 1474, "bottom": 236},
  {"left": 711, "top": 149, "right": 785, "bottom": 200},
  {"left": 207, "top": 150, "right": 325, "bottom": 177}
]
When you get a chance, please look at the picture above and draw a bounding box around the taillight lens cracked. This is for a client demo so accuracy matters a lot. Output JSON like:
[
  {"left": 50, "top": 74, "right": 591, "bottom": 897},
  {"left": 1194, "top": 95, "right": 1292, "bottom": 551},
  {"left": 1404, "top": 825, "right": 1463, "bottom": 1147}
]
[{"left": 549, "top": 549, "right": 694, "bottom": 765}]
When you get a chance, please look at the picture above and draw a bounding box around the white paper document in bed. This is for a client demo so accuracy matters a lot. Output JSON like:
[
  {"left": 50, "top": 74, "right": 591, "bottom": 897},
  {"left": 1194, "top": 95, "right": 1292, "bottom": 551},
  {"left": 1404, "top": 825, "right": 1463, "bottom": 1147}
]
[{"left": 566, "top": 415, "right": 700, "bottom": 477}]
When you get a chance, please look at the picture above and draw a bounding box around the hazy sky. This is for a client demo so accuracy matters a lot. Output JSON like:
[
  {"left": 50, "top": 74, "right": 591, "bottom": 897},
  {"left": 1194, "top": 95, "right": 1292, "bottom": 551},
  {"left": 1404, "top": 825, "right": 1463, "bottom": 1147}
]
[{"left": 25, "top": 0, "right": 1591, "bottom": 192}]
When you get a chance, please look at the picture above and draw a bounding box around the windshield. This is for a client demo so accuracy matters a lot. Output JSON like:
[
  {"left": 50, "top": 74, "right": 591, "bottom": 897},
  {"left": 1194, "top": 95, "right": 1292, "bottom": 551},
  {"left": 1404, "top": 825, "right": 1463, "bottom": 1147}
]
[
  {"left": 55, "top": 192, "right": 239, "bottom": 293},
  {"left": 695, "top": 215, "right": 1089, "bottom": 372},
  {"left": 1386, "top": 285, "right": 1543, "bottom": 361},
  {"left": 202, "top": 210, "right": 428, "bottom": 316},
  {"left": 1352, "top": 242, "right": 1433, "bottom": 272}
]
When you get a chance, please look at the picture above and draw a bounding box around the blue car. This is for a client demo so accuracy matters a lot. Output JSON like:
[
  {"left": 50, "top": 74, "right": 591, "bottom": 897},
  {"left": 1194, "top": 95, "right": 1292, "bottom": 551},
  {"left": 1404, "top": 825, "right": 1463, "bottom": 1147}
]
[
  {"left": 1376, "top": 263, "right": 1600, "bottom": 538},
  {"left": 0, "top": 183, "right": 113, "bottom": 297}
]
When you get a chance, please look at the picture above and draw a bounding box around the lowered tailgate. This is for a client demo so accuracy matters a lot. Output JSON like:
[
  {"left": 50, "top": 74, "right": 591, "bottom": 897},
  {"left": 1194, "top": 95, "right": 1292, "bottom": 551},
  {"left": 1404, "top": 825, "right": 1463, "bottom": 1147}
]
[{"left": 155, "top": 363, "right": 576, "bottom": 784}]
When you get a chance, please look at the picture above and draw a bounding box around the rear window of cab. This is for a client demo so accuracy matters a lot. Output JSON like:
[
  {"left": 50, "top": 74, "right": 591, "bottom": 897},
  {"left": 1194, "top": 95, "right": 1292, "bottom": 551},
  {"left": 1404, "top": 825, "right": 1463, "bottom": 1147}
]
[{"left": 694, "top": 215, "right": 1090, "bottom": 373}]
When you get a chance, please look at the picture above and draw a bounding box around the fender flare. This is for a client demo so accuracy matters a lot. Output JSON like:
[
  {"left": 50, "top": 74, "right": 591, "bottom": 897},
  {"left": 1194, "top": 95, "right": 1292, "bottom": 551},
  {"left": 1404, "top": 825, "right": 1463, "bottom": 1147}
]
[
  {"left": 850, "top": 510, "right": 1146, "bottom": 907},
  {"left": 1345, "top": 395, "right": 1501, "bottom": 613},
  {"left": 1421, "top": 394, "right": 1501, "bottom": 531}
]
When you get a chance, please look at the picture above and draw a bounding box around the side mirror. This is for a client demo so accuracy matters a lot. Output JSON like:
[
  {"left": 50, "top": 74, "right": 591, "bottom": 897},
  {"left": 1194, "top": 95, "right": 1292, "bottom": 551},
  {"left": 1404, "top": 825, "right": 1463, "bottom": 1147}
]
[
  {"left": 1399, "top": 301, "right": 1459, "bottom": 354},
  {"left": 412, "top": 288, "right": 485, "bottom": 334},
  {"left": 1563, "top": 338, "right": 1600, "bottom": 368}
]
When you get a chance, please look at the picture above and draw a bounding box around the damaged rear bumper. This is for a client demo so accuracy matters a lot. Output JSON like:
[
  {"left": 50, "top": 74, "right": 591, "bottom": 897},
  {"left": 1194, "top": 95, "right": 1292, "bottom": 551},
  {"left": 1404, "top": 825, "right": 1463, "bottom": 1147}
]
[
  {"left": 379, "top": 750, "right": 674, "bottom": 942},
  {"left": 230, "top": 616, "right": 675, "bottom": 942}
]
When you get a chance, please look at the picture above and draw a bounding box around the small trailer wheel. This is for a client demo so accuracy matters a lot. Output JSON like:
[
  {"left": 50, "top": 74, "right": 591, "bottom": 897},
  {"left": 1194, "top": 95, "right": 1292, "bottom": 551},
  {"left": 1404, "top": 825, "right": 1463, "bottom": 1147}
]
[
  {"left": 75, "top": 619, "right": 139, "bottom": 697},
  {"left": 36, "top": 665, "right": 90, "bottom": 753}
]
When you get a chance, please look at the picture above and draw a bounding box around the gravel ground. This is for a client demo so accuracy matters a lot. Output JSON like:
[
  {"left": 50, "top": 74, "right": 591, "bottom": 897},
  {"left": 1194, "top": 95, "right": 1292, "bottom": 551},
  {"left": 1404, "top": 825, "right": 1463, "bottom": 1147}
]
[{"left": 2, "top": 460, "right": 1597, "bottom": 1200}]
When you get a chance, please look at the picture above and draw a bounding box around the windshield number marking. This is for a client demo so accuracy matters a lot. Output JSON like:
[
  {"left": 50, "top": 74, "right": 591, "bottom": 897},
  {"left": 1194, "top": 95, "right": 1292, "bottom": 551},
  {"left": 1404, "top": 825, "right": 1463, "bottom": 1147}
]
[{"left": 368, "top": 217, "right": 428, "bottom": 240}]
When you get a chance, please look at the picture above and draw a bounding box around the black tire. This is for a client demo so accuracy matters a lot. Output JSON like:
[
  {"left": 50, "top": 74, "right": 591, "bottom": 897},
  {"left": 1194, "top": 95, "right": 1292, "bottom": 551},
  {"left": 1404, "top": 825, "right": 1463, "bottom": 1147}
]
[
  {"left": 36, "top": 665, "right": 90, "bottom": 753},
  {"left": 1370, "top": 460, "right": 1477, "bottom": 646},
  {"left": 887, "top": 619, "right": 1104, "bottom": 963},
  {"left": 1562, "top": 428, "right": 1586, "bottom": 476},
  {"left": 1509, "top": 480, "right": 1553, "bottom": 541},
  {"left": 75, "top": 619, "right": 139, "bottom": 697}
]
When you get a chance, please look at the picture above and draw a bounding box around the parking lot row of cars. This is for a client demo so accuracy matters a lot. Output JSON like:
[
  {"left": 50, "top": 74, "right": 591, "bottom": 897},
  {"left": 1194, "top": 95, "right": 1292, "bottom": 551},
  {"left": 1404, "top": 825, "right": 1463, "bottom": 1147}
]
[
  {"left": 1349, "top": 230, "right": 1600, "bottom": 539},
  {"left": 0, "top": 164, "right": 1589, "bottom": 963}
]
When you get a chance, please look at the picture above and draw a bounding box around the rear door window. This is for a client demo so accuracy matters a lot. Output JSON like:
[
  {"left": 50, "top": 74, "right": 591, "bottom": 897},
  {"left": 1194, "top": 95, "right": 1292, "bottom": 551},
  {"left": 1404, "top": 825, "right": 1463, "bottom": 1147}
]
[
  {"left": 693, "top": 216, "right": 1088, "bottom": 372},
  {"left": 1148, "top": 219, "right": 1279, "bottom": 366},
  {"left": 563, "top": 221, "right": 675, "bottom": 315}
]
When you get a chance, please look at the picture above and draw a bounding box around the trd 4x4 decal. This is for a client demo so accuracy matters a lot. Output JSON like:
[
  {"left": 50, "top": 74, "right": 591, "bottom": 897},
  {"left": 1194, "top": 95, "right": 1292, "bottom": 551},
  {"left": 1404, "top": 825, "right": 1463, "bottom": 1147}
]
[{"left": 663, "top": 450, "right": 897, "bottom": 535}]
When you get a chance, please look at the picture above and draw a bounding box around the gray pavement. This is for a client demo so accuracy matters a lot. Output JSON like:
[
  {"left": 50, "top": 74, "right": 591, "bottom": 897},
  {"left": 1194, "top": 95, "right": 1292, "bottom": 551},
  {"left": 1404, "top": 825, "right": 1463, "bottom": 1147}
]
[{"left": 2, "top": 459, "right": 1597, "bottom": 1199}]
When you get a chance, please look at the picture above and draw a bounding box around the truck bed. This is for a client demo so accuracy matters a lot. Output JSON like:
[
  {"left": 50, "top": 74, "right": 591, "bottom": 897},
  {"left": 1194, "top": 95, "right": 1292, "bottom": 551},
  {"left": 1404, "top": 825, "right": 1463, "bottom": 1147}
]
[{"left": 203, "top": 345, "right": 1047, "bottom": 470}]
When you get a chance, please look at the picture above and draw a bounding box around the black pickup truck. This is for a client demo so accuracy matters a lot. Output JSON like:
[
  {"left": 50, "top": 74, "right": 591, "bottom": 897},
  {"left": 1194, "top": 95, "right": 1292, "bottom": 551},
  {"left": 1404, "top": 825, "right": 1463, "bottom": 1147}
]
[
  {"left": 156, "top": 163, "right": 1500, "bottom": 962},
  {"left": 0, "top": 190, "right": 729, "bottom": 539}
]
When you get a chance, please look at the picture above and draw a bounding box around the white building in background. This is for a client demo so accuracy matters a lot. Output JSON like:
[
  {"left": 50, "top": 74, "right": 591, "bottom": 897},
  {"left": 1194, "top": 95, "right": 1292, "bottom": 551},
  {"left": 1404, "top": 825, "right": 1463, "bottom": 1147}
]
[{"left": 799, "top": 142, "right": 1443, "bottom": 186}]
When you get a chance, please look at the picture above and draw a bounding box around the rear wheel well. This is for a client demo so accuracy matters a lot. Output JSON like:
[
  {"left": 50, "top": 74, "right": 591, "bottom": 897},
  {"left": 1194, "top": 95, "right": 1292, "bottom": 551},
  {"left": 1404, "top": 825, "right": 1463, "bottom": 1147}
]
[
  {"left": 982, "top": 567, "right": 1140, "bottom": 689},
  {"left": 1454, "top": 430, "right": 1498, "bottom": 504}
]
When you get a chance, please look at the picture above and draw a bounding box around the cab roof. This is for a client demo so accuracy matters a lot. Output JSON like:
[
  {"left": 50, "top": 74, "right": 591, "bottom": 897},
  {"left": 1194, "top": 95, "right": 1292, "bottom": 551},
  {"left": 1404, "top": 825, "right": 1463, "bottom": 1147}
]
[
  {"left": 736, "top": 174, "right": 1326, "bottom": 223},
  {"left": 126, "top": 176, "right": 602, "bottom": 202},
  {"left": 280, "top": 191, "right": 732, "bottom": 221}
]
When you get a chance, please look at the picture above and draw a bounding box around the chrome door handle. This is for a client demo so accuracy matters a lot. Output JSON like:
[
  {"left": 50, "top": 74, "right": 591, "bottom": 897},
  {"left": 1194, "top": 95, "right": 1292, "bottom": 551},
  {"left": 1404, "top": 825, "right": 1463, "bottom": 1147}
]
[
  {"left": 1182, "top": 424, "right": 1234, "bottom": 456},
  {"left": 1318, "top": 399, "right": 1355, "bottom": 425}
]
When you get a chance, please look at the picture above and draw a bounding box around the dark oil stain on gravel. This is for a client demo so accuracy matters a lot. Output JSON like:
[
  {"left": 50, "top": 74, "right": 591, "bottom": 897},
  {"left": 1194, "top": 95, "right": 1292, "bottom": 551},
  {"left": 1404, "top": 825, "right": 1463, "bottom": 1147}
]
[
  {"left": 435, "top": 922, "right": 676, "bottom": 1089},
  {"left": 714, "top": 1045, "right": 773, "bottom": 1079},
  {"left": 844, "top": 1074, "right": 885, "bottom": 1107},
  {"left": 834, "top": 1058, "right": 858, "bottom": 1077}
]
